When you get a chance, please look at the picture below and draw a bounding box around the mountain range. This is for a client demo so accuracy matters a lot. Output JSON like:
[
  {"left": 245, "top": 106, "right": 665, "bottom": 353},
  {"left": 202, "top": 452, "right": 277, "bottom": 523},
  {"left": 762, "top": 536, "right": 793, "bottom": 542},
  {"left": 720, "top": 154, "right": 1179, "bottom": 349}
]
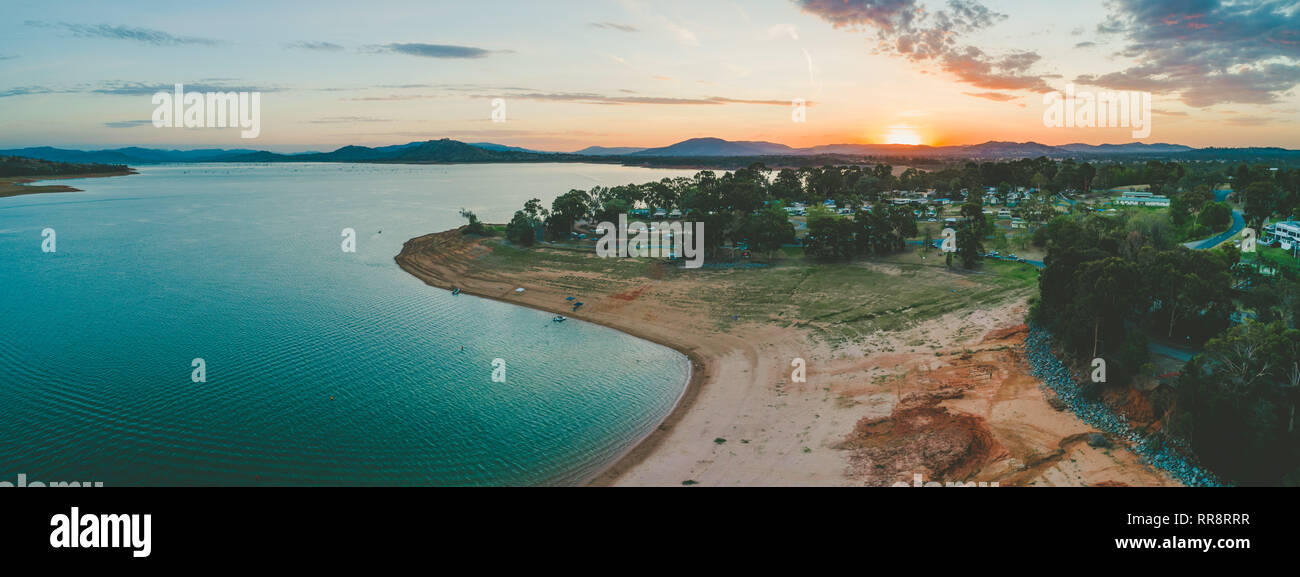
[{"left": 3, "top": 137, "right": 1297, "bottom": 166}]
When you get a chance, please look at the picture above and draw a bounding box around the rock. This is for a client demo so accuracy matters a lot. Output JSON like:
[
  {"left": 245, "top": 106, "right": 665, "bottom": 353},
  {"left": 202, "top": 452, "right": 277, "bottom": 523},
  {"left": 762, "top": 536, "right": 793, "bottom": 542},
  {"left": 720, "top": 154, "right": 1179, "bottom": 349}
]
[
  {"left": 1043, "top": 388, "right": 1068, "bottom": 411},
  {"left": 1086, "top": 433, "right": 1112, "bottom": 448}
]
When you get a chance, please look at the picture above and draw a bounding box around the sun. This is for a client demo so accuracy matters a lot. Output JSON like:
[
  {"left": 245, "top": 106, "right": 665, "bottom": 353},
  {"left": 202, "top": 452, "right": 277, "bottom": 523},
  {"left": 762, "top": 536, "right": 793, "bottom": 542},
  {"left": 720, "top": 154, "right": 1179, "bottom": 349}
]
[{"left": 882, "top": 125, "right": 923, "bottom": 145}]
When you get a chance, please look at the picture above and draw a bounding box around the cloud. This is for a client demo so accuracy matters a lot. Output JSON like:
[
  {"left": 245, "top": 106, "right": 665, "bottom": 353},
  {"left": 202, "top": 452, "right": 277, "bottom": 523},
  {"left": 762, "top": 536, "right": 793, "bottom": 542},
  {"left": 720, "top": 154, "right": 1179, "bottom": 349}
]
[
  {"left": 623, "top": 0, "right": 699, "bottom": 47},
  {"left": 306, "top": 116, "right": 391, "bottom": 124},
  {"left": 91, "top": 81, "right": 278, "bottom": 95},
  {"left": 0, "top": 86, "right": 62, "bottom": 98},
  {"left": 1077, "top": 0, "right": 1300, "bottom": 107},
  {"left": 1223, "top": 116, "right": 1281, "bottom": 127},
  {"left": 285, "top": 41, "right": 344, "bottom": 51},
  {"left": 963, "top": 91, "right": 1017, "bottom": 101},
  {"left": 589, "top": 22, "right": 639, "bottom": 32},
  {"left": 794, "top": 0, "right": 1053, "bottom": 93},
  {"left": 493, "top": 91, "right": 795, "bottom": 106},
  {"left": 345, "top": 94, "right": 436, "bottom": 101},
  {"left": 1074, "top": 41, "right": 1097, "bottom": 48},
  {"left": 26, "top": 21, "right": 218, "bottom": 45},
  {"left": 368, "top": 43, "right": 500, "bottom": 59},
  {"left": 103, "top": 120, "right": 153, "bottom": 128},
  {"left": 768, "top": 23, "right": 800, "bottom": 40}
]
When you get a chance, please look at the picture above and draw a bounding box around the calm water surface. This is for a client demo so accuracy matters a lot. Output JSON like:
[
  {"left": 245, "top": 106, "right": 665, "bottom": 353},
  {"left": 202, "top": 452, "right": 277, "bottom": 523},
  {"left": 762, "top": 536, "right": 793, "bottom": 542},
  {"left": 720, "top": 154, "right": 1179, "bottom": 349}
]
[{"left": 0, "top": 163, "right": 695, "bottom": 485}]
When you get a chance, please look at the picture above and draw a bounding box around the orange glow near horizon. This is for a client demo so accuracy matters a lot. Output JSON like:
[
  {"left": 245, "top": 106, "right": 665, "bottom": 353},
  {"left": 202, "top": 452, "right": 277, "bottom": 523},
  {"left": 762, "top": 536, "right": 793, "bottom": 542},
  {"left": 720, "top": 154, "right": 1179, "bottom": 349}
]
[{"left": 882, "top": 125, "right": 923, "bottom": 146}]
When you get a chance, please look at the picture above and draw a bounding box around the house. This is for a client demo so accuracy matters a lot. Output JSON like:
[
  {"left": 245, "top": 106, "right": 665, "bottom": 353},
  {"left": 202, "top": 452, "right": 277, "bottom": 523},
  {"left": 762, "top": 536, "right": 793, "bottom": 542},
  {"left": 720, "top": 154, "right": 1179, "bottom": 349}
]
[
  {"left": 1272, "top": 221, "right": 1300, "bottom": 246},
  {"left": 1116, "top": 192, "right": 1170, "bottom": 207}
]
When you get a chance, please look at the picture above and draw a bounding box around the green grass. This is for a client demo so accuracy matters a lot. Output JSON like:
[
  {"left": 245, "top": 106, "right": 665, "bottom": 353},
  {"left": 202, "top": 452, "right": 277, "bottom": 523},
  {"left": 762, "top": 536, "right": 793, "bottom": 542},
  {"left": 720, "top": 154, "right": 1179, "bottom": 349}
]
[
  {"left": 475, "top": 237, "right": 1038, "bottom": 344},
  {"left": 1251, "top": 246, "right": 1300, "bottom": 277}
]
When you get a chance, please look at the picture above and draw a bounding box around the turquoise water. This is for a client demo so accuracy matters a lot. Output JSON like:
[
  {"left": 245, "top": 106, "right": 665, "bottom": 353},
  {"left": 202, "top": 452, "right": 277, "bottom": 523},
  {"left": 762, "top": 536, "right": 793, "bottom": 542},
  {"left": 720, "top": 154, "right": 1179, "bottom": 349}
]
[{"left": 0, "top": 163, "right": 694, "bottom": 486}]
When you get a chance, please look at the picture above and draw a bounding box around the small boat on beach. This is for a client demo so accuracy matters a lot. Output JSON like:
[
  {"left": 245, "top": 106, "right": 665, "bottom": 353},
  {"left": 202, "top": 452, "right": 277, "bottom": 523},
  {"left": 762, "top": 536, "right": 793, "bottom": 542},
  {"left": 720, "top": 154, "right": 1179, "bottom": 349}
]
[
  {"left": 552, "top": 315, "right": 567, "bottom": 323},
  {"left": 451, "top": 287, "right": 461, "bottom": 295}
]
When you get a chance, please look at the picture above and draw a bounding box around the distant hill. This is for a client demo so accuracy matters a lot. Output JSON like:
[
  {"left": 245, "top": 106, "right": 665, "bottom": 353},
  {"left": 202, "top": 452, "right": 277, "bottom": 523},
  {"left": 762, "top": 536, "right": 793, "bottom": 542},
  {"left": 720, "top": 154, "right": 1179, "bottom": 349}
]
[
  {"left": 0, "top": 155, "right": 131, "bottom": 178},
  {"left": 466, "top": 142, "right": 546, "bottom": 154},
  {"left": 6, "top": 137, "right": 1299, "bottom": 167},
  {"left": 572, "top": 146, "right": 647, "bottom": 156},
  {"left": 0, "top": 146, "right": 262, "bottom": 165},
  {"left": 1056, "top": 142, "right": 1194, "bottom": 154},
  {"left": 630, "top": 137, "right": 797, "bottom": 157}
]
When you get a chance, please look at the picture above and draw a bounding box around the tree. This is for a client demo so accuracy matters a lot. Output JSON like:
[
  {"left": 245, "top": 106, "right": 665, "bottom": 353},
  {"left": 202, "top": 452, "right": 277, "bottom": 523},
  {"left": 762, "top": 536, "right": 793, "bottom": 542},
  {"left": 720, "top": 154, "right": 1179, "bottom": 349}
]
[
  {"left": 956, "top": 227, "right": 981, "bottom": 268},
  {"left": 1174, "top": 321, "right": 1300, "bottom": 484},
  {"left": 546, "top": 189, "right": 591, "bottom": 239},
  {"left": 505, "top": 210, "right": 535, "bottom": 246},
  {"left": 1201, "top": 201, "right": 1232, "bottom": 232},
  {"left": 459, "top": 208, "right": 489, "bottom": 236},
  {"left": 1243, "top": 181, "right": 1279, "bottom": 228},
  {"left": 741, "top": 207, "right": 796, "bottom": 257},
  {"left": 955, "top": 193, "right": 989, "bottom": 268}
]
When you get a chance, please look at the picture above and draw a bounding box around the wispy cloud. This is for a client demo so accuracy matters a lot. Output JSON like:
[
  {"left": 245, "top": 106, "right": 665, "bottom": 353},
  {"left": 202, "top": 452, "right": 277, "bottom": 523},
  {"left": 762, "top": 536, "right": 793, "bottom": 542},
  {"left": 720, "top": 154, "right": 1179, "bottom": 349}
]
[
  {"left": 26, "top": 21, "right": 218, "bottom": 45},
  {"left": 589, "top": 22, "right": 639, "bottom": 32},
  {"left": 306, "top": 116, "right": 391, "bottom": 124},
  {"left": 91, "top": 81, "right": 279, "bottom": 95},
  {"left": 285, "top": 41, "right": 344, "bottom": 51},
  {"left": 366, "top": 43, "right": 502, "bottom": 59},
  {"left": 795, "top": 0, "right": 1053, "bottom": 93},
  {"left": 623, "top": 0, "right": 699, "bottom": 47},
  {"left": 964, "top": 91, "right": 1017, "bottom": 102},
  {"left": 103, "top": 119, "right": 153, "bottom": 128},
  {"left": 495, "top": 91, "right": 793, "bottom": 106},
  {"left": 1223, "top": 116, "right": 1286, "bottom": 127},
  {"left": 0, "top": 85, "right": 70, "bottom": 98}
]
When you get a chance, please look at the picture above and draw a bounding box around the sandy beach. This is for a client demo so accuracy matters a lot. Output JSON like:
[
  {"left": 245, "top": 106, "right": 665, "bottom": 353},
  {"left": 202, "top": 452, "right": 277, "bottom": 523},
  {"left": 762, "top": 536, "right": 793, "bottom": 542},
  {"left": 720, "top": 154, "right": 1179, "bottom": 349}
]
[{"left": 396, "top": 229, "right": 1178, "bottom": 487}]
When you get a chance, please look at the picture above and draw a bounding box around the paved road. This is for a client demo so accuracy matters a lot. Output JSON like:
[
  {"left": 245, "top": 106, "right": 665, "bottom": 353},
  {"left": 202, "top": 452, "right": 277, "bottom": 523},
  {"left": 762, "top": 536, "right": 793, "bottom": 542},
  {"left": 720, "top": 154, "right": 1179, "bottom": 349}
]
[{"left": 1182, "top": 209, "right": 1245, "bottom": 250}]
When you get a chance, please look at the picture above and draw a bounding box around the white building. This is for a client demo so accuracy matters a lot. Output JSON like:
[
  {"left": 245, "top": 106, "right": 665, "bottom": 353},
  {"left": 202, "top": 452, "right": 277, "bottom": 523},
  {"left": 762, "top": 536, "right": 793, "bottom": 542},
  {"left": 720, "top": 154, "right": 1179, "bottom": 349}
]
[
  {"left": 1272, "top": 221, "right": 1300, "bottom": 245},
  {"left": 1116, "top": 192, "right": 1170, "bottom": 207}
]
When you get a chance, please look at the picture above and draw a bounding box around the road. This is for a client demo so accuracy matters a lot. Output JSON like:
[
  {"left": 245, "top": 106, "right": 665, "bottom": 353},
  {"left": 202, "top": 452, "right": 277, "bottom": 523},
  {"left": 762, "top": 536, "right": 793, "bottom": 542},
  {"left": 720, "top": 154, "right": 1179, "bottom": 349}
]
[{"left": 1181, "top": 208, "right": 1245, "bottom": 250}]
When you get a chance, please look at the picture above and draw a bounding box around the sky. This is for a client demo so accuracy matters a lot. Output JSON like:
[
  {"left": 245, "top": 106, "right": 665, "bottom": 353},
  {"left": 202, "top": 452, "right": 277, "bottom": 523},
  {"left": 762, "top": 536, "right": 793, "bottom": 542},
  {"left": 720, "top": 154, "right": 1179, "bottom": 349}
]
[{"left": 1, "top": 0, "right": 1298, "bottom": 151}]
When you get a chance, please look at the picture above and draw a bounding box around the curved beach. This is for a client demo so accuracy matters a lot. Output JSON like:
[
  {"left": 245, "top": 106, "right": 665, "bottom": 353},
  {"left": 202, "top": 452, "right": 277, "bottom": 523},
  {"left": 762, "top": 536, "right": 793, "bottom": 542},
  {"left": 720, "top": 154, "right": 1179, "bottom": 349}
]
[
  {"left": 396, "top": 228, "right": 1180, "bottom": 487},
  {"left": 395, "top": 229, "right": 716, "bottom": 485}
]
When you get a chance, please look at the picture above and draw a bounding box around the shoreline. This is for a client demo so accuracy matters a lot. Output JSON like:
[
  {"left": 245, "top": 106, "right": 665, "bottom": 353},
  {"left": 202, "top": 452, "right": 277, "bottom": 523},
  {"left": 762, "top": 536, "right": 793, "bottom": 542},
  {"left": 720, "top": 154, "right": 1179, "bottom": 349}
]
[
  {"left": 395, "top": 228, "right": 1179, "bottom": 487},
  {"left": 0, "top": 170, "right": 136, "bottom": 199},
  {"left": 394, "top": 230, "right": 711, "bottom": 486}
]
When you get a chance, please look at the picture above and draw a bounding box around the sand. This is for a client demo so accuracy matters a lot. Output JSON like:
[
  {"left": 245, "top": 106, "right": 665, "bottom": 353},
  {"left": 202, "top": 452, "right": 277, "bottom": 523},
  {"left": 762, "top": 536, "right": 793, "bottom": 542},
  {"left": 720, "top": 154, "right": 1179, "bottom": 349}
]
[
  {"left": 396, "top": 229, "right": 1177, "bottom": 487},
  {"left": 0, "top": 171, "right": 135, "bottom": 199}
]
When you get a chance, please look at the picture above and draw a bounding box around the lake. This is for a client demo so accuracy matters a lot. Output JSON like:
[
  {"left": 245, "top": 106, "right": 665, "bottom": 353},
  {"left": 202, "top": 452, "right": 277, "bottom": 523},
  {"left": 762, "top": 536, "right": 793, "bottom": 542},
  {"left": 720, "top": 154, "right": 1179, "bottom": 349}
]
[{"left": 0, "top": 162, "right": 695, "bottom": 486}]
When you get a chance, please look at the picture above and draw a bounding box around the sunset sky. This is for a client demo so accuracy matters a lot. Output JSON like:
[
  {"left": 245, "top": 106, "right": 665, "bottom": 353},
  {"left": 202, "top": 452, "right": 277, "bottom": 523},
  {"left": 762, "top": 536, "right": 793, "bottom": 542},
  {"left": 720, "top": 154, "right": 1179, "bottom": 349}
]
[{"left": 2, "top": 0, "right": 1298, "bottom": 151}]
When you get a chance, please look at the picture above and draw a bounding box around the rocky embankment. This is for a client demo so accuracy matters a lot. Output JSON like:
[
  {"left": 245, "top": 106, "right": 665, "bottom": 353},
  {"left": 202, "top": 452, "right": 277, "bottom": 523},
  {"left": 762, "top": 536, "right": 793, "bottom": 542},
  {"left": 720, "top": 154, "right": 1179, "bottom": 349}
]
[{"left": 1025, "top": 325, "right": 1223, "bottom": 487}]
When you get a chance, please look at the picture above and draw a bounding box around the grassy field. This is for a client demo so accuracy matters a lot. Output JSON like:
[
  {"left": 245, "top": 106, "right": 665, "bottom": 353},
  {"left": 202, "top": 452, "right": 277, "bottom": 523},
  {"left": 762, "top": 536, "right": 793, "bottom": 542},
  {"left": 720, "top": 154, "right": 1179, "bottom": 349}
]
[
  {"left": 1252, "top": 246, "right": 1300, "bottom": 277},
  {"left": 475, "top": 237, "right": 1039, "bottom": 344}
]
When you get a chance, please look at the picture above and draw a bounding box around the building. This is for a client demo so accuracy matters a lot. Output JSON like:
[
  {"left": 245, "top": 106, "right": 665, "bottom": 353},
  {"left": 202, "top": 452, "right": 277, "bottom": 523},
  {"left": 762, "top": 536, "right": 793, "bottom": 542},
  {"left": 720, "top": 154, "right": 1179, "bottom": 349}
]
[
  {"left": 1116, "top": 191, "right": 1170, "bottom": 207},
  {"left": 1271, "top": 221, "right": 1300, "bottom": 245}
]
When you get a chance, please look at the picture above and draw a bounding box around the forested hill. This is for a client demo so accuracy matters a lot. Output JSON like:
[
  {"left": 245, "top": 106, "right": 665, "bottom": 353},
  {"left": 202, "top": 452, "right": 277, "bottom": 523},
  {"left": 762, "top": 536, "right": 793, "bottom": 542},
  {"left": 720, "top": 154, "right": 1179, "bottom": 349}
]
[{"left": 0, "top": 156, "right": 132, "bottom": 178}]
